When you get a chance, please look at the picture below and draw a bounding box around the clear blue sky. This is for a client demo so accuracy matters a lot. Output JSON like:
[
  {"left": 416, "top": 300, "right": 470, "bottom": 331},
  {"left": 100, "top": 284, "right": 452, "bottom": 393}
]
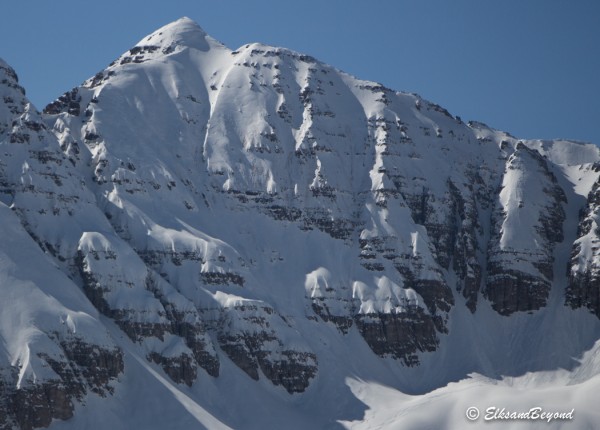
[{"left": 1, "top": 0, "right": 598, "bottom": 144}]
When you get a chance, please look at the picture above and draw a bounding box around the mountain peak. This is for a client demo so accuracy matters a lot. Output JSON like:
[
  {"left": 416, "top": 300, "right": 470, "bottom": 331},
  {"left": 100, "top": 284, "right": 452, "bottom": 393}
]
[
  {"left": 0, "top": 57, "right": 26, "bottom": 102},
  {"left": 0, "top": 57, "right": 11, "bottom": 70},
  {"left": 0, "top": 57, "right": 18, "bottom": 82},
  {"left": 5, "top": 18, "right": 600, "bottom": 430},
  {"left": 135, "top": 17, "right": 215, "bottom": 53}
]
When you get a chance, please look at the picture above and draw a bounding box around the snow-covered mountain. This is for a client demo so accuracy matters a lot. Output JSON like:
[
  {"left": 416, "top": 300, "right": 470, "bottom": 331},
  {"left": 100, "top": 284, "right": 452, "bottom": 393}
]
[{"left": 2, "top": 17, "right": 600, "bottom": 429}]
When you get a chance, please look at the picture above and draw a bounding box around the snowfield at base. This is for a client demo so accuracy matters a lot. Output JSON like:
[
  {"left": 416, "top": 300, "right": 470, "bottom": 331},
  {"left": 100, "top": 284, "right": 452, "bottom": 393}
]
[{"left": 2, "top": 16, "right": 600, "bottom": 429}]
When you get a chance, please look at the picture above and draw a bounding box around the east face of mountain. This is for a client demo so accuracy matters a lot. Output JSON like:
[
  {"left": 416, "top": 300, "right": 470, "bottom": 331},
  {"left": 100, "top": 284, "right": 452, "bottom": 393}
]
[{"left": 1, "top": 17, "right": 600, "bottom": 429}]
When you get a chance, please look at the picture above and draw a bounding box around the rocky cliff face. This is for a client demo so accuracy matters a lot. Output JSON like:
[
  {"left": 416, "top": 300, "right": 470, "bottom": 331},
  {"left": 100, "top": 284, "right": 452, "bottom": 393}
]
[
  {"left": 567, "top": 163, "right": 600, "bottom": 316},
  {"left": 484, "top": 143, "right": 567, "bottom": 315},
  {"left": 1, "top": 17, "right": 600, "bottom": 429},
  {"left": 0, "top": 60, "right": 124, "bottom": 430}
]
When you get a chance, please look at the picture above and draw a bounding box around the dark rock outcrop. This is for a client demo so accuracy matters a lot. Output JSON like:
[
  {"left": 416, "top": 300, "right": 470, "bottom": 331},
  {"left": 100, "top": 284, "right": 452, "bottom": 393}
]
[
  {"left": 355, "top": 308, "right": 438, "bottom": 366},
  {"left": 216, "top": 303, "right": 318, "bottom": 393},
  {"left": 0, "top": 340, "right": 122, "bottom": 430},
  {"left": 567, "top": 172, "right": 600, "bottom": 317},
  {"left": 484, "top": 144, "right": 566, "bottom": 315}
]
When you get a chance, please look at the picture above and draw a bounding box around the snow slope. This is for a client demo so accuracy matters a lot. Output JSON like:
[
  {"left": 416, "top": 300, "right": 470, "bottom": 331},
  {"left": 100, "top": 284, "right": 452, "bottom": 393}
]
[{"left": 1, "top": 17, "right": 600, "bottom": 429}]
